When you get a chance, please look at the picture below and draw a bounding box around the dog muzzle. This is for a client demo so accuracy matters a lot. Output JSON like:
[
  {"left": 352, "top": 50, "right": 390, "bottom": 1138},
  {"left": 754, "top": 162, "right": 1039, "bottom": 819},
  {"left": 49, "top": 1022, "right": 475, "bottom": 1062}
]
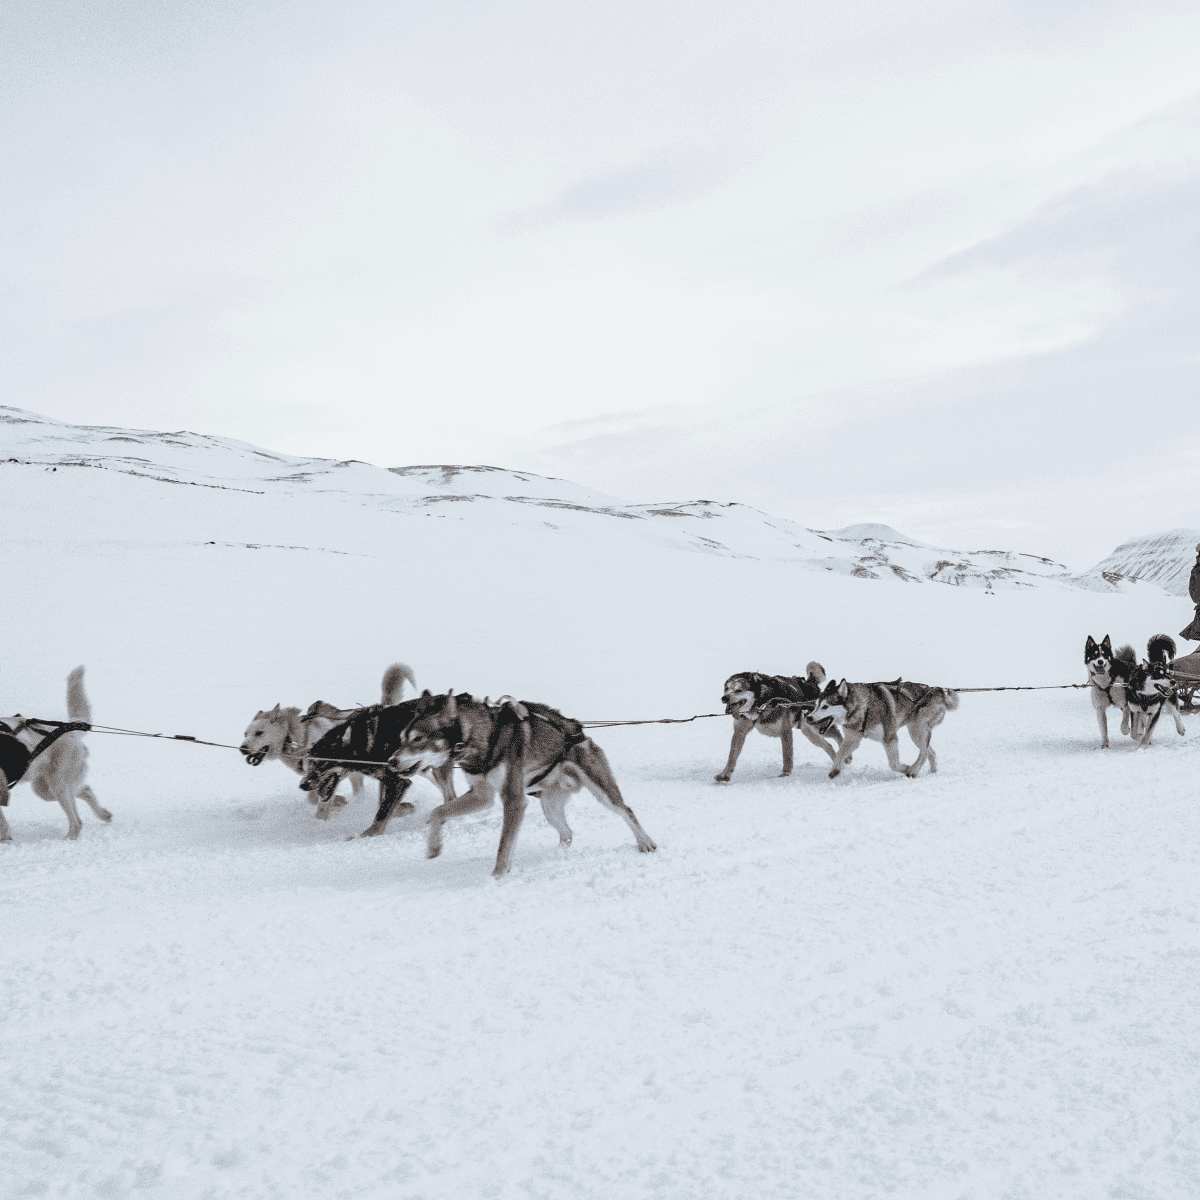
[{"left": 243, "top": 748, "right": 268, "bottom": 766}]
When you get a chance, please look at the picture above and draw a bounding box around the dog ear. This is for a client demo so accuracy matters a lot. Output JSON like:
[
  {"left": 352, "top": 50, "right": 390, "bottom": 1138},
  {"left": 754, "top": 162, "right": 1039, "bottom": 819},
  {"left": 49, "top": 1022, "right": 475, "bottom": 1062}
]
[
  {"left": 271, "top": 703, "right": 281, "bottom": 716},
  {"left": 1085, "top": 636, "right": 1097, "bottom": 657},
  {"left": 837, "top": 679, "right": 850, "bottom": 698},
  {"left": 445, "top": 690, "right": 457, "bottom": 720},
  {"left": 1100, "top": 636, "right": 1112, "bottom": 656}
]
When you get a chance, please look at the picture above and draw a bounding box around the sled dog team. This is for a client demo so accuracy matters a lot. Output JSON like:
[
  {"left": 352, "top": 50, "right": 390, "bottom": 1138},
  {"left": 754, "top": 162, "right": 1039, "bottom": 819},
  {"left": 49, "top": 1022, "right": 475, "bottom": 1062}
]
[{"left": 0, "top": 634, "right": 1188, "bottom": 861}]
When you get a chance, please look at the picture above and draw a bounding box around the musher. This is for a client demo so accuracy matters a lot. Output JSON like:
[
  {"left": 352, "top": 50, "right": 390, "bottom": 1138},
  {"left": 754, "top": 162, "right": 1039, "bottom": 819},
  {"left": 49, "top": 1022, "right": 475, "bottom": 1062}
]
[{"left": 1180, "top": 543, "right": 1200, "bottom": 643}]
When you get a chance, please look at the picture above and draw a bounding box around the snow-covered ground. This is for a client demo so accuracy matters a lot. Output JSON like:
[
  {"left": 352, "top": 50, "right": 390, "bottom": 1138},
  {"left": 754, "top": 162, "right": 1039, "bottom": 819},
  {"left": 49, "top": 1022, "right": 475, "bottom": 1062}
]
[{"left": 4, "top": 411, "right": 1200, "bottom": 1199}]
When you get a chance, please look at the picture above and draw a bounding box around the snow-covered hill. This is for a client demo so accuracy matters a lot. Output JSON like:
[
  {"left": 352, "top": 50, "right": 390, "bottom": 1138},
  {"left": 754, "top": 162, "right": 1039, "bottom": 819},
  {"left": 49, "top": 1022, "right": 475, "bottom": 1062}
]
[
  {"left": 5, "top": 406, "right": 1200, "bottom": 1199},
  {"left": 3, "top": 406, "right": 1079, "bottom": 591},
  {"left": 1075, "top": 526, "right": 1200, "bottom": 595}
]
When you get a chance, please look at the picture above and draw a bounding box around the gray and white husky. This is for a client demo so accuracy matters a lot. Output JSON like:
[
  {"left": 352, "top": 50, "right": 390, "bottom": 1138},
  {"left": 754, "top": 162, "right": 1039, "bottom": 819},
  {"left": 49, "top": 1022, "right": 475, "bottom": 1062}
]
[
  {"left": 240, "top": 663, "right": 414, "bottom": 808},
  {"left": 0, "top": 667, "right": 111, "bottom": 841},
  {"left": 808, "top": 678, "right": 959, "bottom": 779}
]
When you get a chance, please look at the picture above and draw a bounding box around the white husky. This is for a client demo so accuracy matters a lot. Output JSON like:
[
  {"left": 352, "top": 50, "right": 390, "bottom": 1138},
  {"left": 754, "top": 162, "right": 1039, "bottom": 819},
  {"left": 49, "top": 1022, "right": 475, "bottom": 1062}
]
[
  {"left": 0, "top": 667, "right": 112, "bottom": 842},
  {"left": 239, "top": 663, "right": 414, "bottom": 808}
]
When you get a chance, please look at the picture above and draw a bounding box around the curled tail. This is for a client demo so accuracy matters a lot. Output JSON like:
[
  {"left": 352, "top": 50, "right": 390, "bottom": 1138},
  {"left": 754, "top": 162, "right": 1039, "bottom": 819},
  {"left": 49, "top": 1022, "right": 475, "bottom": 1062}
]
[
  {"left": 67, "top": 666, "right": 92, "bottom": 722},
  {"left": 381, "top": 663, "right": 417, "bottom": 707},
  {"left": 1115, "top": 644, "right": 1137, "bottom": 667},
  {"left": 1148, "top": 634, "right": 1177, "bottom": 664},
  {"left": 806, "top": 661, "right": 826, "bottom": 686}
]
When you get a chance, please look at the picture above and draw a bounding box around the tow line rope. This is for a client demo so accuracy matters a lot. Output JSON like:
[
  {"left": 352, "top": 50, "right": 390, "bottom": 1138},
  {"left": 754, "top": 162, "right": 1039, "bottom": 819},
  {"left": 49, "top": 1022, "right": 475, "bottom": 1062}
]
[{"left": 14, "top": 675, "right": 1173, "bottom": 755}]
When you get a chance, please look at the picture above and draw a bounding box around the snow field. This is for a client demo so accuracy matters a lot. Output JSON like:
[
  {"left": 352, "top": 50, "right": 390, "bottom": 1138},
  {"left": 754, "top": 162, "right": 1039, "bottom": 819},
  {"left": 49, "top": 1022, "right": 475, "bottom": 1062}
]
[{"left": 4, "top": 437, "right": 1200, "bottom": 1198}]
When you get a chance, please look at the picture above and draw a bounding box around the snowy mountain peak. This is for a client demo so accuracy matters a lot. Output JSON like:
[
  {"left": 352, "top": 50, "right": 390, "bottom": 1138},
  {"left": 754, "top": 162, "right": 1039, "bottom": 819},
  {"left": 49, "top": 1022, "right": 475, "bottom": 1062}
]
[
  {"left": 1076, "top": 527, "right": 1200, "bottom": 596},
  {"left": 824, "top": 522, "right": 928, "bottom": 546}
]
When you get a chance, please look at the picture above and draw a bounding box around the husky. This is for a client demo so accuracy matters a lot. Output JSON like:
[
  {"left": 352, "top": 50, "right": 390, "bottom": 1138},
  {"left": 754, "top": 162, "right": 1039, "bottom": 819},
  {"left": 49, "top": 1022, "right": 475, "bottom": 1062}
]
[
  {"left": 0, "top": 667, "right": 111, "bottom": 842},
  {"left": 715, "top": 664, "right": 843, "bottom": 782},
  {"left": 1126, "top": 634, "right": 1186, "bottom": 747},
  {"left": 384, "top": 692, "right": 657, "bottom": 876},
  {"left": 239, "top": 663, "right": 413, "bottom": 810},
  {"left": 1084, "top": 635, "right": 1136, "bottom": 748},
  {"left": 807, "top": 678, "right": 959, "bottom": 779},
  {"left": 298, "top": 692, "right": 458, "bottom": 830}
]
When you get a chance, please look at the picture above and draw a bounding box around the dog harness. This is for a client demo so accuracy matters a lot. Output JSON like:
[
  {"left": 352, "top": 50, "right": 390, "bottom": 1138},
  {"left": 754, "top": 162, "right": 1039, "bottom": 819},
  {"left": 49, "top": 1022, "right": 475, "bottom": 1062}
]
[
  {"left": 0, "top": 718, "right": 90, "bottom": 798},
  {"left": 452, "top": 699, "right": 587, "bottom": 787},
  {"left": 0, "top": 728, "right": 31, "bottom": 797}
]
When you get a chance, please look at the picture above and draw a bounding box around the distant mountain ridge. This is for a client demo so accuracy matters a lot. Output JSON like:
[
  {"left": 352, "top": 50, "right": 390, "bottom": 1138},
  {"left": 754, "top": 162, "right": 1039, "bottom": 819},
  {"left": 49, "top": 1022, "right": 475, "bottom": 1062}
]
[
  {"left": 1074, "top": 528, "right": 1200, "bottom": 597},
  {"left": 0, "top": 405, "right": 1172, "bottom": 594}
]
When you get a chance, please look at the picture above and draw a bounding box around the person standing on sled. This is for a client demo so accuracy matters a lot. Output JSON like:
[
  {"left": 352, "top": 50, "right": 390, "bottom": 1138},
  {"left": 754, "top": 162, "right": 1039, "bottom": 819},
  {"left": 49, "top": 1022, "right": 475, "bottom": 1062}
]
[{"left": 1181, "top": 543, "right": 1200, "bottom": 643}]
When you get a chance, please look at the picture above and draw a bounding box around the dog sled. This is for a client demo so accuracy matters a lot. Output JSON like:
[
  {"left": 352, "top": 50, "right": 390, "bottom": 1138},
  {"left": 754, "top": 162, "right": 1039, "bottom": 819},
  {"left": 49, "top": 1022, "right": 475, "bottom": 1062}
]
[{"left": 1172, "top": 650, "right": 1200, "bottom": 713}]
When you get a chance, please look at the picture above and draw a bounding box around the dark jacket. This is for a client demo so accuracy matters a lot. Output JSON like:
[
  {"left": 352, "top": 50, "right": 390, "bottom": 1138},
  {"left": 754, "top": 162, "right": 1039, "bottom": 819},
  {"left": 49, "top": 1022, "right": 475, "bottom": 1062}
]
[{"left": 1182, "top": 560, "right": 1200, "bottom": 640}]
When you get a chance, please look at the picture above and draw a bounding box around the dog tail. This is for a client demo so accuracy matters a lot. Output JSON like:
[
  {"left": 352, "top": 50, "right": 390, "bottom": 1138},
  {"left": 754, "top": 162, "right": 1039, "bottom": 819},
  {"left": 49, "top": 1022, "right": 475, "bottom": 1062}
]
[
  {"left": 66, "top": 666, "right": 91, "bottom": 723},
  {"left": 1148, "top": 634, "right": 1177, "bottom": 664},
  {"left": 806, "top": 661, "right": 826, "bottom": 686},
  {"left": 1115, "top": 644, "right": 1136, "bottom": 666},
  {"left": 381, "top": 663, "right": 417, "bottom": 706}
]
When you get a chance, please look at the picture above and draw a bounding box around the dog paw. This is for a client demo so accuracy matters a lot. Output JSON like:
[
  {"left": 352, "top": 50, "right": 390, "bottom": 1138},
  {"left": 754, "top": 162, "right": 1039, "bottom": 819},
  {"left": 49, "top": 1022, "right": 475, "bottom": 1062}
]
[
  {"left": 98, "top": 810, "right": 113, "bottom": 822},
  {"left": 828, "top": 768, "right": 841, "bottom": 779},
  {"left": 713, "top": 773, "right": 731, "bottom": 783},
  {"left": 779, "top": 769, "right": 792, "bottom": 778}
]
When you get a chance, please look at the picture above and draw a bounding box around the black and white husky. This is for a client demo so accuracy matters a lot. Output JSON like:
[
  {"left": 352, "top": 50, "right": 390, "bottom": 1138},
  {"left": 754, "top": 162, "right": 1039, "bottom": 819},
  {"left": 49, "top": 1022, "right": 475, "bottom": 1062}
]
[
  {"left": 1085, "top": 634, "right": 1184, "bottom": 748},
  {"left": 1126, "top": 635, "right": 1186, "bottom": 747},
  {"left": 1083, "top": 635, "right": 1136, "bottom": 748}
]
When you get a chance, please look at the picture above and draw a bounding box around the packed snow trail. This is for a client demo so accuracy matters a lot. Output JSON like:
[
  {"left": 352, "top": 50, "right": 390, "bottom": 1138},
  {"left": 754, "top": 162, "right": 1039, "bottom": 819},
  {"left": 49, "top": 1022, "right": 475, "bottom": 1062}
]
[{"left": 4, "top": 412, "right": 1200, "bottom": 1198}]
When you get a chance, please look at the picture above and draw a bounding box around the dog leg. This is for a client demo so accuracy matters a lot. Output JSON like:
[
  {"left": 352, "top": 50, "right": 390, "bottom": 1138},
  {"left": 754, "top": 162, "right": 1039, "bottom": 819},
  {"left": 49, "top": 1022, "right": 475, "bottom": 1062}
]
[
  {"left": 427, "top": 780, "right": 495, "bottom": 859},
  {"left": 0, "top": 799, "right": 10, "bottom": 842},
  {"left": 57, "top": 792, "right": 84, "bottom": 839},
  {"left": 77, "top": 785, "right": 112, "bottom": 823},
  {"left": 715, "top": 718, "right": 752, "bottom": 782},
  {"left": 1137, "top": 706, "right": 1164, "bottom": 748},
  {"left": 828, "top": 730, "right": 861, "bottom": 779},
  {"left": 32, "top": 775, "right": 84, "bottom": 839},
  {"left": 492, "top": 762, "right": 530, "bottom": 877},
  {"left": 779, "top": 721, "right": 794, "bottom": 777},
  {"left": 1171, "top": 703, "right": 1186, "bottom": 736},
  {"left": 1094, "top": 698, "right": 1110, "bottom": 749},
  {"left": 883, "top": 737, "right": 910, "bottom": 776},
  {"left": 798, "top": 718, "right": 838, "bottom": 762},
  {"left": 430, "top": 763, "right": 457, "bottom": 806},
  {"left": 536, "top": 778, "right": 574, "bottom": 848},
  {"left": 359, "top": 773, "right": 415, "bottom": 837},
  {"left": 350, "top": 772, "right": 365, "bottom": 797},
  {"left": 570, "top": 741, "right": 657, "bottom": 854},
  {"left": 904, "top": 722, "right": 937, "bottom": 777}
]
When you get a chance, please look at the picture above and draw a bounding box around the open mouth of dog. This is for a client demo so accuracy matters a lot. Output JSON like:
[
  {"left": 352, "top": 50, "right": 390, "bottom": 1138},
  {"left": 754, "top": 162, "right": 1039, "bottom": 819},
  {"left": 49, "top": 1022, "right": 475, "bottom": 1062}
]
[{"left": 243, "top": 748, "right": 268, "bottom": 766}]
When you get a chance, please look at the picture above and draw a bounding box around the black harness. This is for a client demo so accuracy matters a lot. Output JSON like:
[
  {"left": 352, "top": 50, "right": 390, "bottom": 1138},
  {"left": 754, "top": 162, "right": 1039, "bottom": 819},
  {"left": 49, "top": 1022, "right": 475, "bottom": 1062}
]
[
  {"left": 0, "top": 719, "right": 91, "bottom": 800},
  {"left": 456, "top": 699, "right": 587, "bottom": 789}
]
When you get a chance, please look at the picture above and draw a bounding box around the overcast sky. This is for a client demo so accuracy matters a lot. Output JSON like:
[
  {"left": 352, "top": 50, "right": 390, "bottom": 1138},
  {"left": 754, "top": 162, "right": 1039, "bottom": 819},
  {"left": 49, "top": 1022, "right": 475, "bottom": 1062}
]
[{"left": 3, "top": 1, "right": 1199, "bottom": 566}]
